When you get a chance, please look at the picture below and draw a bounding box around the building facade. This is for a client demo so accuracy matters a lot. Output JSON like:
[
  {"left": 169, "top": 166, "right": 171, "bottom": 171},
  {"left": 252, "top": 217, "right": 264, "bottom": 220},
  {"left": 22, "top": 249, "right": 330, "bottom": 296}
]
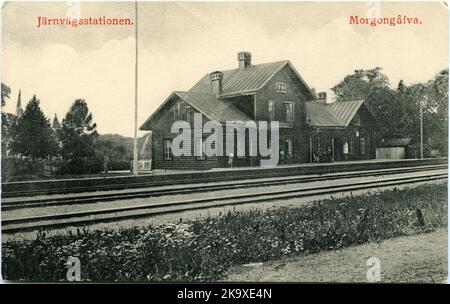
[{"left": 140, "top": 52, "right": 375, "bottom": 170}]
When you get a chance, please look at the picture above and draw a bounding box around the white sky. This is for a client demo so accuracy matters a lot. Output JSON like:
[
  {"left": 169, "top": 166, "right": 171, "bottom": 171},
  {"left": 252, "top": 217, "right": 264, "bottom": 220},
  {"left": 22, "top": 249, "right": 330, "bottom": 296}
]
[{"left": 1, "top": 1, "right": 448, "bottom": 137}]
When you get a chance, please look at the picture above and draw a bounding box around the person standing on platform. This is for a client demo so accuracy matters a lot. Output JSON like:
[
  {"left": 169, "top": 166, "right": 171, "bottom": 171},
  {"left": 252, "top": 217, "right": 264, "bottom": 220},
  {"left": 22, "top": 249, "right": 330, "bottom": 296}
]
[
  {"left": 228, "top": 152, "right": 234, "bottom": 168},
  {"left": 343, "top": 142, "right": 349, "bottom": 161}
]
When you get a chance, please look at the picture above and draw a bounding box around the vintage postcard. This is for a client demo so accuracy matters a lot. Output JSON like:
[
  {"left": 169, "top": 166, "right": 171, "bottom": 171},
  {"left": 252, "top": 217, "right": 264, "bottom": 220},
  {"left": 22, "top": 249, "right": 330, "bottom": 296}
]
[{"left": 0, "top": 0, "right": 448, "bottom": 290}]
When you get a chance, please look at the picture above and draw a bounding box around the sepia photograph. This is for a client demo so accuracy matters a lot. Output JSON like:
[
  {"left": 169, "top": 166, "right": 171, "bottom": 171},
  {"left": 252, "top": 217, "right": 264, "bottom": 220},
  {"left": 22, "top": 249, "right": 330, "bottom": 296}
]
[{"left": 0, "top": 0, "right": 448, "bottom": 290}]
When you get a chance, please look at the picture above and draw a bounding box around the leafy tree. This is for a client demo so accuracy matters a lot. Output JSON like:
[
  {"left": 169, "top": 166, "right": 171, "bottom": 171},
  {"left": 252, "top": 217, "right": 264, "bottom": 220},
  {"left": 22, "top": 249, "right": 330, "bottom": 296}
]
[
  {"left": 2, "top": 83, "right": 13, "bottom": 156},
  {"left": 332, "top": 67, "right": 448, "bottom": 157},
  {"left": 331, "top": 67, "right": 390, "bottom": 101},
  {"left": 422, "top": 69, "right": 448, "bottom": 155},
  {"left": 427, "top": 69, "right": 448, "bottom": 120},
  {"left": 397, "top": 80, "right": 406, "bottom": 93},
  {"left": 97, "top": 139, "right": 128, "bottom": 161},
  {"left": 365, "top": 86, "right": 398, "bottom": 137},
  {"left": 10, "top": 95, "right": 58, "bottom": 160},
  {"left": 59, "top": 99, "right": 101, "bottom": 173},
  {"left": 1, "top": 82, "right": 11, "bottom": 107}
]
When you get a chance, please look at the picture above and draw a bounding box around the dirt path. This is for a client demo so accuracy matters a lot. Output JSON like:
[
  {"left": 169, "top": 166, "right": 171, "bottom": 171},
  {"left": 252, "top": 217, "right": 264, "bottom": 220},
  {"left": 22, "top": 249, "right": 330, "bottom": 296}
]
[{"left": 224, "top": 229, "right": 448, "bottom": 283}]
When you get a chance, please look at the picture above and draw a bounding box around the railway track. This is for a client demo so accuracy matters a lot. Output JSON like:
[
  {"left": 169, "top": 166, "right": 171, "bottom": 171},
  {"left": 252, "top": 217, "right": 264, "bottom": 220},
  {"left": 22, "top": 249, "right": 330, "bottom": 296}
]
[
  {"left": 1, "top": 164, "right": 447, "bottom": 211},
  {"left": 2, "top": 168, "right": 447, "bottom": 234}
]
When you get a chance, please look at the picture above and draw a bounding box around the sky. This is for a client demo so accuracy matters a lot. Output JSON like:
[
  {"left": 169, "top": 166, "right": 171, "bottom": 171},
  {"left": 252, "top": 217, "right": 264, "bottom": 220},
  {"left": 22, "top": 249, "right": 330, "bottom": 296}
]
[{"left": 1, "top": 1, "right": 448, "bottom": 137}]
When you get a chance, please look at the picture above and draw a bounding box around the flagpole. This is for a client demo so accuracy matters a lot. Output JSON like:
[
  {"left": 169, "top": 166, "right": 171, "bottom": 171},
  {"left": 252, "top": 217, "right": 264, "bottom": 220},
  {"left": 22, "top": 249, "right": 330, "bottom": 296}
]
[{"left": 133, "top": 0, "right": 139, "bottom": 175}]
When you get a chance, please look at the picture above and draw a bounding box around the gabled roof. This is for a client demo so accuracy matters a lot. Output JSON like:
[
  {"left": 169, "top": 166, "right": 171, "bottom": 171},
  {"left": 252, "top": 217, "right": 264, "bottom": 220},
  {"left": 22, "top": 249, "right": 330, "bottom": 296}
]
[
  {"left": 330, "top": 100, "right": 365, "bottom": 126},
  {"left": 306, "top": 102, "right": 346, "bottom": 128},
  {"left": 140, "top": 91, "right": 251, "bottom": 130},
  {"left": 306, "top": 100, "right": 367, "bottom": 128},
  {"left": 175, "top": 91, "right": 251, "bottom": 122},
  {"left": 190, "top": 60, "right": 315, "bottom": 99}
]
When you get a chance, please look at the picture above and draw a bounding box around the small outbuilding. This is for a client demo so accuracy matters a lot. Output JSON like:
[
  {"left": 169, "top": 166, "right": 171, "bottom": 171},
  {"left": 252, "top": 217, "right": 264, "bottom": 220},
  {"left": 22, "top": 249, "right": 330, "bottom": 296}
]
[{"left": 376, "top": 138, "right": 412, "bottom": 159}]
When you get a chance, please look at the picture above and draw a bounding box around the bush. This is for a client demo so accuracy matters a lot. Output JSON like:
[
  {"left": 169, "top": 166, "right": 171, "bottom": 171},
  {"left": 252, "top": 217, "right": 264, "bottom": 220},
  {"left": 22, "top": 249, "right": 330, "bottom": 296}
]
[
  {"left": 2, "top": 183, "right": 447, "bottom": 282},
  {"left": 1, "top": 158, "right": 48, "bottom": 181},
  {"left": 56, "top": 157, "right": 103, "bottom": 175},
  {"left": 108, "top": 159, "right": 131, "bottom": 171}
]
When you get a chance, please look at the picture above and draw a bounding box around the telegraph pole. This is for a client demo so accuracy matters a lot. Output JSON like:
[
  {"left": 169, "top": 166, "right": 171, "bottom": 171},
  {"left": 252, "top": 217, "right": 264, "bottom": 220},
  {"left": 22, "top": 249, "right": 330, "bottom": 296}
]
[
  {"left": 132, "top": 0, "right": 139, "bottom": 175},
  {"left": 419, "top": 96, "right": 424, "bottom": 159}
]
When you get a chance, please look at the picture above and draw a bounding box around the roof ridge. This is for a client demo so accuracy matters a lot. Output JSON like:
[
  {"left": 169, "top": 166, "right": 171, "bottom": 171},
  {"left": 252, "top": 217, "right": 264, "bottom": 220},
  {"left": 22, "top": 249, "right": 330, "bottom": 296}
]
[{"left": 212, "top": 60, "right": 289, "bottom": 74}]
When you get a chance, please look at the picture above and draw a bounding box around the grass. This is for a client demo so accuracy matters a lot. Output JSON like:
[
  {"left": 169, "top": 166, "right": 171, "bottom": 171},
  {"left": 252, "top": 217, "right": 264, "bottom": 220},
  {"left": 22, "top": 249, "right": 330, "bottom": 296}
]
[{"left": 2, "top": 183, "right": 447, "bottom": 282}]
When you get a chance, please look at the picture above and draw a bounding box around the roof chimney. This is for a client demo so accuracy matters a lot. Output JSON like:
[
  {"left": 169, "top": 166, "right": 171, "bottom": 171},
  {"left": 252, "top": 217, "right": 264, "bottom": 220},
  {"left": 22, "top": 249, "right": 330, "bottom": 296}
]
[
  {"left": 316, "top": 91, "right": 327, "bottom": 104},
  {"left": 210, "top": 71, "right": 224, "bottom": 96},
  {"left": 237, "top": 51, "right": 251, "bottom": 69}
]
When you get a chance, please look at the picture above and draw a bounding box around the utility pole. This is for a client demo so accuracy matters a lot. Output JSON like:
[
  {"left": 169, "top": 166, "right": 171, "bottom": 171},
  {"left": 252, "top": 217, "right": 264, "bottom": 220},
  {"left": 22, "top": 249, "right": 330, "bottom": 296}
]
[
  {"left": 132, "top": 0, "right": 139, "bottom": 175},
  {"left": 419, "top": 96, "right": 423, "bottom": 159}
]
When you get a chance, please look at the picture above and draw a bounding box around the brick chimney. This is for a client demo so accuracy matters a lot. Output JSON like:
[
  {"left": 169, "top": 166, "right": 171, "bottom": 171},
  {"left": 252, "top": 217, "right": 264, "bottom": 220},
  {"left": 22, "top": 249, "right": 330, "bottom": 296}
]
[
  {"left": 237, "top": 51, "right": 252, "bottom": 69},
  {"left": 210, "top": 71, "right": 224, "bottom": 96},
  {"left": 316, "top": 91, "right": 327, "bottom": 104}
]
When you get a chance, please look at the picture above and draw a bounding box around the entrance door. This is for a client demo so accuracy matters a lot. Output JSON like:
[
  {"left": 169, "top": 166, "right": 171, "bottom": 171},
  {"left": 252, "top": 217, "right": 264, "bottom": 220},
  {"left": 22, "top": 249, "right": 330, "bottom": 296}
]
[{"left": 334, "top": 137, "right": 342, "bottom": 161}]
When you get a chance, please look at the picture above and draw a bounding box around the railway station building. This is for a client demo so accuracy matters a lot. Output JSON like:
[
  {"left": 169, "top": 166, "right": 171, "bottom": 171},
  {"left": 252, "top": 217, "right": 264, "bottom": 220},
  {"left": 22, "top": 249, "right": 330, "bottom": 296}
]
[{"left": 140, "top": 52, "right": 376, "bottom": 170}]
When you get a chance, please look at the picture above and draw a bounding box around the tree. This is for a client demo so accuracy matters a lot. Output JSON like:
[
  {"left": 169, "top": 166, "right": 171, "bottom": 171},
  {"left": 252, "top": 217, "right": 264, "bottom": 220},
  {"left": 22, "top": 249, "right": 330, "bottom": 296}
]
[
  {"left": 2, "top": 83, "right": 12, "bottom": 156},
  {"left": 427, "top": 69, "right": 448, "bottom": 120},
  {"left": 331, "top": 67, "right": 448, "bottom": 157},
  {"left": 1, "top": 82, "right": 11, "bottom": 107},
  {"left": 59, "top": 99, "right": 101, "bottom": 173},
  {"left": 397, "top": 80, "right": 406, "bottom": 93},
  {"left": 421, "top": 69, "right": 448, "bottom": 155},
  {"left": 331, "top": 67, "right": 390, "bottom": 101},
  {"left": 10, "top": 95, "right": 58, "bottom": 160}
]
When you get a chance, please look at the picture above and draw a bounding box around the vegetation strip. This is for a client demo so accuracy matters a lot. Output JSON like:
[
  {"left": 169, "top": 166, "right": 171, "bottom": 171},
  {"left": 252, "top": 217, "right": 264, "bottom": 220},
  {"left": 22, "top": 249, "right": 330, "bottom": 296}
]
[{"left": 2, "top": 183, "right": 447, "bottom": 281}]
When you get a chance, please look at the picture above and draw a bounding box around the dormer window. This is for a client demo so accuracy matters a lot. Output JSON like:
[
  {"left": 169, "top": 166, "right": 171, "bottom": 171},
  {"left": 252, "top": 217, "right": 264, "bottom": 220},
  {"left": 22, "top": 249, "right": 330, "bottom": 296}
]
[
  {"left": 276, "top": 82, "right": 287, "bottom": 93},
  {"left": 174, "top": 102, "right": 193, "bottom": 121}
]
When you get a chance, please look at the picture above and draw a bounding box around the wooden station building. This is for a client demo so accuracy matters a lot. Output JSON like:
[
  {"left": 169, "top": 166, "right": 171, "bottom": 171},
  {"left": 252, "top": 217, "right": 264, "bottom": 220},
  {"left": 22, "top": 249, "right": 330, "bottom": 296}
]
[{"left": 140, "top": 52, "right": 376, "bottom": 170}]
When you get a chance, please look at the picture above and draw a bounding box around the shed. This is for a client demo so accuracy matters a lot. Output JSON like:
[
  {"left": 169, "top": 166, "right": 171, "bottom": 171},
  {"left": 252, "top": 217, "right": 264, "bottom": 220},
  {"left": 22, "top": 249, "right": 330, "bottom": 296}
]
[{"left": 376, "top": 138, "right": 412, "bottom": 159}]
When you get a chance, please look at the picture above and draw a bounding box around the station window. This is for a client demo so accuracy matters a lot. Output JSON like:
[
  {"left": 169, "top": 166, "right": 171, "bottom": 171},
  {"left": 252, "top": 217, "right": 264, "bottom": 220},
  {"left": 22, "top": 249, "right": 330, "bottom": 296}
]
[
  {"left": 268, "top": 101, "right": 274, "bottom": 121},
  {"left": 349, "top": 137, "right": 355, "bottom": 154},
  {"left": 196, "top": 138, "right": 206, "bottom": 160},
  {"left": 361, "top": 137, "right": 366, "bottom": 155},
  {"left": 237, "top": 138, "right": 245, "bottom": 158},
  {"left": 163, "top": 139, "right": 172, "bottom": 160},
  {"left": 286, "top": 138, "right": 293, "bottom": 158},
  {"left": 185, "top": 106, "right": 192, "bottom": 122},
  {"left": 276, "top": 82, "right": 287, "bottom": 93},
  {"left": 285, "top": 102, "right": 294, "bottom": 122},
  {"left": 173, "top": 105, "right": 179, "bottom": 121},
  {"left": 174, "top": 102, "right": 191, "bottom": 121}
]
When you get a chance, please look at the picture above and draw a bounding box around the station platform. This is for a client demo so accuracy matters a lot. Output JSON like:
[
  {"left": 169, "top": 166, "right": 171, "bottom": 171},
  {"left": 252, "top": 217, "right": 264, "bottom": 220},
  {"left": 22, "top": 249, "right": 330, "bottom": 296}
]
[
  {"left": 1, "top": 158, "right": 447, "bottom": 197},
  {"left": 127, "top": 158, "right": 446, "bottom": 176}
]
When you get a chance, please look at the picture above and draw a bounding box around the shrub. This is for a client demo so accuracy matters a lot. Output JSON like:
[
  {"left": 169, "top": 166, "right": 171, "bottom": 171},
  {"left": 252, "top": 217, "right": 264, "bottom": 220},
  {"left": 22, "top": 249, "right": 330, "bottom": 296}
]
[
  {"left": 56, "top": 157, "right": 103, "bottom": 175},
  {"left": 1, "top": 158, "right": 48, "bottom": 181},
  {"left": 108, "top": 159, "right": 131, "bottom": 171}
]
